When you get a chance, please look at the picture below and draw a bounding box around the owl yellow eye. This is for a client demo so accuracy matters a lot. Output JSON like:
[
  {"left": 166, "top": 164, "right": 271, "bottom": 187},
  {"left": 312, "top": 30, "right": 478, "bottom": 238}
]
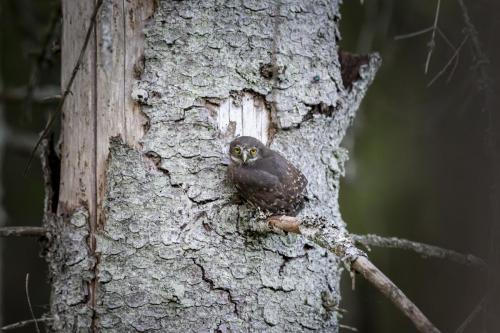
[
  {"left": 233, "top": 147, "right": 241, "bottom": 155},
  {"left": 250, "top": 147, "right": 258, "bottom": 156}
]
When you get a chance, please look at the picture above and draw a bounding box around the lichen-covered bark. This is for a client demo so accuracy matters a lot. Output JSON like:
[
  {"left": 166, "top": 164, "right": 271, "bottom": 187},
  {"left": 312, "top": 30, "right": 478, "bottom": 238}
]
[
  {"left": 45, "top": 209, "right": 95, "bottom": 332},
  {"left": 48, "top": 0, "right": 379, "bottom": 332}
]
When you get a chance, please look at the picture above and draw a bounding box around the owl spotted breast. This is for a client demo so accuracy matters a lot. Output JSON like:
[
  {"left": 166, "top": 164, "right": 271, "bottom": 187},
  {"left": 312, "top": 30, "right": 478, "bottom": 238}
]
[{"left": 227, "top": 136, "right": 308, "bottom": 216}]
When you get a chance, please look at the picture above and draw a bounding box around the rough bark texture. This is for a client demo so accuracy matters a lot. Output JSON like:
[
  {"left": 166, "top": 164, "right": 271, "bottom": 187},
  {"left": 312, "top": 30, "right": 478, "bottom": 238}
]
[{"left": 47, "top": 1, "right": 380, "bottom": 332}]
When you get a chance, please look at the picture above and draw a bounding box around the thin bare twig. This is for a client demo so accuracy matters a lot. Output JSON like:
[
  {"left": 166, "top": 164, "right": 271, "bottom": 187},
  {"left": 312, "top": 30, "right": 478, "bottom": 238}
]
[
  {"left": 339, "top": 323, "right": 358, "bottom": 332},
  {"left": 395, "top": 25, "right": 463, "bottom": 83},
  {"left": 454, "top": 295, "right": 487, "bottom": 333},
  {"left": 25, "top": 274, "right": 40, "bottom": 333},
  {"left": 351, "top": 232, "right": 485, "bottom": 269},
  {"left": 427, "top": 35, "right": 469, "bottom": 87},
  {"left": 434, "top": 28, "right": 461, "bottom": 82},
  {"left": 266, "top": 216, "right": 441, "bottom": 333},
  {"left": 0, "top": 226, "right": 47, "bottom": 237},
  {"left": 436, "top": 28, "right": 456, "bottom": 50},
  {"left": 394, "top": 26, "right": 434, "bottom": 41},
  {"left": 1, "top": 317, "right": 53, "bottom": 331},
  {"left": 25, "top": 0, "right": 104, "bottom": 175},
  {"left": 424, "top": 0, "right": 441, "bottom": 74}
]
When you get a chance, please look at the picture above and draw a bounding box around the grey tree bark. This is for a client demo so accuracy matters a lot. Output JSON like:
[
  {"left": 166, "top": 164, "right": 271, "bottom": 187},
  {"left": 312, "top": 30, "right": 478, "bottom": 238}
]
[{"left": 45, "top": 1, "right": 379, "bottom": 332}]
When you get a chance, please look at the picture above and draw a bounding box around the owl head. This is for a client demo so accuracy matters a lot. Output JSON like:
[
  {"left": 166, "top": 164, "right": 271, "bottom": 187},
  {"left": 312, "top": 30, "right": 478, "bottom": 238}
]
[{"left": 229, "top": 136, "right": 266, "bottom": 165}]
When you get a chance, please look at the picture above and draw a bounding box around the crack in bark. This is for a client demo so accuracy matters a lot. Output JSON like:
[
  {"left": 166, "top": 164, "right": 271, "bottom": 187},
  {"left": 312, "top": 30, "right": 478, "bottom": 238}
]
[
  {"left": 40, "top": 137, "right": 61, "bottom": 215},
  {"left": 301, "top": 101, "right": 341, "bottom": 122},
  {"left": 192, "top": 259, "right": 240, "bottom": 316},
  {"left": 259, "top": 285, "right": 293, "bottom": 293},
  {"left": 278, "top": 254, "right": 306, "bottom": 275}
]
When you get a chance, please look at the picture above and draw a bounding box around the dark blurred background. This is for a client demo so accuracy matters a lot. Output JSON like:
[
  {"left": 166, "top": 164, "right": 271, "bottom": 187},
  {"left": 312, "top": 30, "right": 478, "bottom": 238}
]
[{"left": 0, "top": 0, "right": 499, "bottom": 332}]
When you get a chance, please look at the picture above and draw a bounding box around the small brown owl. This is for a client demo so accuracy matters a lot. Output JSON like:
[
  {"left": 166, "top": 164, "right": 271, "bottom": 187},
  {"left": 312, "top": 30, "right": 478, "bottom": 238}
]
[{"left": 227, "top": 136, "right": 307, "bottom": 216}]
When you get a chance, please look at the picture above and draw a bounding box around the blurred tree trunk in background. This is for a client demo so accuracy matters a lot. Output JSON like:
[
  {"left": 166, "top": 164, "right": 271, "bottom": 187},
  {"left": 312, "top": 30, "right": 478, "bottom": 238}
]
[{"left": 45, "top": 1, "right": 377, "bottom": 331}]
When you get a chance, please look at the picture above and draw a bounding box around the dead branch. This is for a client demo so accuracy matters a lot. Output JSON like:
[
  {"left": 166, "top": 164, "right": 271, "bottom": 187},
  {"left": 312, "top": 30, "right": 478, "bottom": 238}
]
[
  {"left": 0, "top": 226, "right": 47, "bottom": 237},
  {"left": 266, "top": 215, "right": 441, "bottom": 333},
  {"left": 25, "top": 0, "right": 104, "bottom": 175},
  {"left": 351, "top": 233, "right": 485, "bottom": 269},
  {"left": 1, "top": 317, "right": 53, "bottom": 331}
]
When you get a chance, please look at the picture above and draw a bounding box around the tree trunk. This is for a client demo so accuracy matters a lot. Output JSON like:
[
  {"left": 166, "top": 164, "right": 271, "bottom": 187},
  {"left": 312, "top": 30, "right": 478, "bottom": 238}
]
[{"left": 46, "top": 1, "right": 379, "bottom": 331}]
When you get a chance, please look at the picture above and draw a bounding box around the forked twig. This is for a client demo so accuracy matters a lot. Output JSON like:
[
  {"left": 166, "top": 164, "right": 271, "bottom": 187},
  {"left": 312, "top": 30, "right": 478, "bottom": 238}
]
[{"left": 427, "top": 35, "right": 469, "bottom": 87}]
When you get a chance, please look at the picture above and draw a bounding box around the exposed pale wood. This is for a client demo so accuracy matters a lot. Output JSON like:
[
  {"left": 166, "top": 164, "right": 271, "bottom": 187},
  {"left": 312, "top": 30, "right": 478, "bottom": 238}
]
[
  {"left": 59, "top": 1, "right": 96, "bottom": 216},
  {"left": 217, "top": 92, "right": 270, "bottom": 145},
  {"left": 95, "top": 0, "right": 150, "bottom": 227},
  {"left": 59, "top": 1, "right": 153, "bottom": 216}
]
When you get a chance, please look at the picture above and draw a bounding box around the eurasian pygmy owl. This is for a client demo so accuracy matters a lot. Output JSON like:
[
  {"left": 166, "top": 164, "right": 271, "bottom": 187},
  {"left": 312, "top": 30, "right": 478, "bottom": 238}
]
[{"left": 227, "top": 136, "right": 308, "bottom": 216}]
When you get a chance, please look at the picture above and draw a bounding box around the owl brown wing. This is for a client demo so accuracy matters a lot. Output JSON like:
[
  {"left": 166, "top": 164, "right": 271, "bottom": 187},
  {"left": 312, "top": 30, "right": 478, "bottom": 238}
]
[
  {"left": 254, "top": 154, "right": 308, "bottom": 196},
  {"left": 252, "top": 154, "right": 307, "bottom": 215},
  {"left": 228, "top": 162, "right": 306, "bottom": 215},
  {"left": 228, "top": 165, "right": 290, "bottom": 212}
]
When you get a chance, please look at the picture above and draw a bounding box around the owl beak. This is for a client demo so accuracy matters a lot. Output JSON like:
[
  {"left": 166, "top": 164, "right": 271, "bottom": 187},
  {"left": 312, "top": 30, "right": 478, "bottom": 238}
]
[{"left": 242, "top": 150, "right": 249, "bottom": 163}]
